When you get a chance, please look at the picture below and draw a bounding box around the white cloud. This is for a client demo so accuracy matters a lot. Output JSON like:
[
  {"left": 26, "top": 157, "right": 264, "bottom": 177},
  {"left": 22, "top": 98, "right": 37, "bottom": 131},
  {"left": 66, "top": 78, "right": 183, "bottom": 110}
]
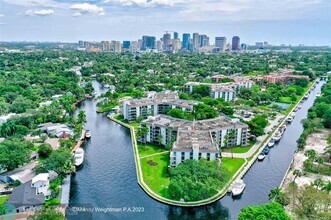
[
  {"left": 104, "top": 0, "right": 188, "bottom": 7},
  {"left": 0, "top": 14, "right": 4, "bottom": 17},
  {"left": 73, "top": 12, "right": 82, "bottom": 17},
  {"left": 70, "top": 3, "right": 105, "bottom": 16},
  {"left": 25, "top": 9, "right": 54, "bottom": 16},
  {"left": 3, "top": 0, "right": 67, "bottom": 9}
]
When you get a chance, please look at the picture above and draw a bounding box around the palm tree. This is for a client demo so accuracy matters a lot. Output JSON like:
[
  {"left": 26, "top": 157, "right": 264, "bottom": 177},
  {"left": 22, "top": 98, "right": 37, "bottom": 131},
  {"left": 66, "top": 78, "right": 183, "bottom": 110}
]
[
  {"left": 316, "top": 157, "right": 324, "bottom": 172},
  {"left": 77, "top": 110, "right": 87, "bottom": 125},
  {"left": 268, "top": 187, "right": 281, "bottom": 201},
  {"left": 321, "top": 181, "right": 331, "bottom": 192},
  {"left": 293, "top": 169, "right": 302, "bottom": 182}
]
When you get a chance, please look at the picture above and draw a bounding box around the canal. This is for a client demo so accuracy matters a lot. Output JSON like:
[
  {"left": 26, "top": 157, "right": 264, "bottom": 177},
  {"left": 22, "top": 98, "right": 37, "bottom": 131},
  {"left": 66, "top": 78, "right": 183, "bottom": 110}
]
[{"left": 68, "top": 81, "right": 325, "bottom": 220}]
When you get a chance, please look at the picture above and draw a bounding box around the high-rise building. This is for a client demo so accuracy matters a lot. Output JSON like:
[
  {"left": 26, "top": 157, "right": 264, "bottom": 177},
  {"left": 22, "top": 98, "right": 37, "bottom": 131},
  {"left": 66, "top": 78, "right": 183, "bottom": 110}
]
[
  {"left": 182, "top": 33, "right": 190, "bottom": 50},
  {"left": 255, "top": 42, "right": 263, "bottom": 48},
  {"left": 101, "top": 41, "right": 110, "bottom": 52},
  {"left": 215, "top": 37, "right": 226, "bottom": 51},
  {"left": 142, "top": 36, "right": 156, "bottom": 50},
  {"left": 241, "top": 43, "right": 247, "bottom": 50},
  {"left": 83, "top": 41, "right": 90, "bottom": 49},
  {"left": 130, "top": 41, "right": 138, "bottom": 53},
  {"left": 199, "top": 34, "right": 209, "bottom": 47},
  {"left": 192, "top": 33, "right": 199, "bottom": 50},
  {"left": 123, "top": 41, "right": 131, "bottom": 49},
  {"left": 137, "top": 39, "right": 143, "bottom": 50},
  {"left": 173, "top": 32, "right": 179, "bottom": 40},
  {"left": 173, "top": 39, "right": 181, "bottom": 52},
  {"left": 111, "top": 41, "right": 121, "bottom": 53},
  {"left": 163, "top": 33, "right": 172, "bottom": 51},
  {"left": 156, "top": 40, "right": 163, "bottom": 51},
  {"left": 232, "top": 36, "right": 240, "bottom": 50}
]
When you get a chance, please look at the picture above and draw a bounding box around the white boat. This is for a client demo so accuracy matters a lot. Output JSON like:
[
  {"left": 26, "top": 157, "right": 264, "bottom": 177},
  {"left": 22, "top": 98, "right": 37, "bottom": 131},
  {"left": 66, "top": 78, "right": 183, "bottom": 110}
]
[
  {"left": 273, "top": 132, "right": 282, "bottom": 141},
  {"left": 85, "top": 130, "right": 91, "bottom": 139},
  {"left": 298, "top": 105, "right": 302, "bottom": 109},
  {"left": 258, "top": 153, "right": 266, "bottom": 161},
  {"left": 287, "top": 116, "right": 293, "bottom": 123},
  {"left": 304, "top": 94, "right": 309, "bottom": 99},
  {"left": 316, "top": 92, "right": 321, "bottom": 97},
  {"left": 279, "top": 124, "right": 286, "bottom": 132},
  {"left": 74, "top": 148, "right": 85, "bottom": 166},
  {"left": 268, "top": 139, "right": 275, "bottom": 147},
  {"left": 232, "top": 179, "right": 246, "bottom": 196}
]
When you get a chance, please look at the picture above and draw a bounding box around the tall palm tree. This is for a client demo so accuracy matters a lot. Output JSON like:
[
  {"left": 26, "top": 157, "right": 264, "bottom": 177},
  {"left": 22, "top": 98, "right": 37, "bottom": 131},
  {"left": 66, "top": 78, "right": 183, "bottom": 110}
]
[
  {"left": 293, "top": 169, "right": 302, "bottom": 182},
  {"left": 268, "top": 187, "right": 281, "bottom": 201}
]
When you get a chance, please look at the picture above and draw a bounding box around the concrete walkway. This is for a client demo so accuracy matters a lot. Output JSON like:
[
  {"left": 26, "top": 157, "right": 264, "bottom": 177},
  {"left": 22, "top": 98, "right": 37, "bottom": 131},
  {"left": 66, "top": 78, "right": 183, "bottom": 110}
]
[{"left": 222, "top": 113, "right": 284, "bottom": 159}]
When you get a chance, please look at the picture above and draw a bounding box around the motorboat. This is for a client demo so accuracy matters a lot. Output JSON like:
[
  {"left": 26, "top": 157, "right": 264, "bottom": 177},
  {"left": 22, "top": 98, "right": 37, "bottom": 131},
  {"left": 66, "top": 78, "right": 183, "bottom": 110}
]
[
  {"left": 85, "top": 130, "right": 91, "bottom": 139},
  {"left": 293, "top": 107, "right": 299, "bottom": 112},
  {"left": 258, "top": 153, "right": 266, "bottom": 161},
  {"left": 287, "top": 116, "right": 294, "bottom": 123},
  {"left": 74, "top": 148, "right": 85, "bottom": 166},
  {"left": 279, "top": 124, "right": 286, "bottom": 132},
  {"left": 298, "top": 105, "right": 302, "bottom": 109},
  {"left": 304, "top": 94, "right": 309, "bottom": 99},
  {"left": 268, "top": 139, "right": 275, "bottom": 147},
  {"left": 273, "top": 132, "right": 282, "bottom": 141},
  {"left": 232, "top": 179, "right": 246, "bottom": 196},
  {"left": 316, "top": 92, "right": 321, "bottom": 97},
  {"left": 263, "top": 146, "right": 270, "bottom": 155}
]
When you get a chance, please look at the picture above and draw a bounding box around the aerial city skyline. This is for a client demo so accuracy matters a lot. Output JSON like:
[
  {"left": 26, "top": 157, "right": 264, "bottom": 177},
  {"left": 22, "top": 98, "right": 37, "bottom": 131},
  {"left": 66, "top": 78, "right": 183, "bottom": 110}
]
[
  {"left": 78, "top": 32, "right": 249, "bottom": 53},
  {"left": 0, "top": 0, "right": 330, "bottom": 45}
]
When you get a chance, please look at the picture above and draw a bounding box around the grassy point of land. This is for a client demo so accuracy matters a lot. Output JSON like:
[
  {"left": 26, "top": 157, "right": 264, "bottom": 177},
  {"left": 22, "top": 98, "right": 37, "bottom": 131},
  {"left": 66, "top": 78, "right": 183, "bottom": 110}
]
[
  {"left": 221, "top": 157, "right": 246, "bottom": 177},
  {"left": 140, "top": 153, "right": 170, "bottom": 198},
  {"left": 223, "top": 140, "right": 256, "bottom": 154}
]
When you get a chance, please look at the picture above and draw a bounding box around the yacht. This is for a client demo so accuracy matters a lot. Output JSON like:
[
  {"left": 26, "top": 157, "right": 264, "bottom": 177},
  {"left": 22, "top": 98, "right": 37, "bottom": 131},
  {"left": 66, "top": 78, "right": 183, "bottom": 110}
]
[
  {"left": 74, "top": 148, "right": 85, "bottom": 166},
  {"left": 279, "top": 124, "right": 286, "bottom": 132},
  {"left": 304, "top": 94, "right": 309, "bottom": 99},
  {"left": 258, "top": 153, "right": 266, "bottom": 161},
  {"left": 85, "top": 130, "right": 91, "bottom": 139},
  {"left": 268, "top": 139, "right": 275, "bottom": 147},
  {"left": 232, "top": 179, "right": 246, "bottom": 196}
]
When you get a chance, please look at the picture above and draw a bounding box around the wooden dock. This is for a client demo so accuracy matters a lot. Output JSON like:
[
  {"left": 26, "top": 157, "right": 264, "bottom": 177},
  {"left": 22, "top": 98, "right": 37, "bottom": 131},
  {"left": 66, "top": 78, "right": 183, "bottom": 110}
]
[{"left": 71, "top": 129, "right": 86, "bottom": 153}]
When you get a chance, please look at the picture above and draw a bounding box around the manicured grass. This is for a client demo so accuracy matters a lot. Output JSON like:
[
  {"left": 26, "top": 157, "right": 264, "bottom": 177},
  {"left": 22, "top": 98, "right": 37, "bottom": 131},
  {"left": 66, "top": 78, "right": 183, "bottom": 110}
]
[
  {"left": 279, "top": 96, "right": 293, "bottom": 104},
  {"left": 138, "top": 143, "right": 168, "bottom": 157},
  {"left": 221, "top": 157, "right": 246, "bottom": 177},
  {"left": 223, "top": 146, "right": 252, "bottom": 154},
  {"left": 0, "top": 195, "right": 8, "bottom": 206},
  {"left": 140, "top": 154, "right": 170, "bottom": 198},
  {"left": 222, "top": 140, "right": 256, "bottom": 154},
  {"left": 97, "top": 103, "right": 117, "bottom": 113},
  {"left": 44, "top": 198, "right": 61, "bottom": 207}
]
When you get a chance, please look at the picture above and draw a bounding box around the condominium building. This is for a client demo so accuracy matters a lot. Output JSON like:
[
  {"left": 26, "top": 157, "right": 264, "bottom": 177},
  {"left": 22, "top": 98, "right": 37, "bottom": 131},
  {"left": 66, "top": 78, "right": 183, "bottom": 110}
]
[
  {"left": 141, "top": 115, "right": 249, "bottom": 166},
  {"left": 184, "top": 80, "right": 253, "bottom": 102},
  {"left": 122, "top": 92, "right": 199, "bottom": 122}
]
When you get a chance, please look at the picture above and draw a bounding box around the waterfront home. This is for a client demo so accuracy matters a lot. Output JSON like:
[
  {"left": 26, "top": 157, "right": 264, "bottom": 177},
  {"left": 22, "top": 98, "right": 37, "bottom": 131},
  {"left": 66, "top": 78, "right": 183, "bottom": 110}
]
[
  {"left": 122, "top": 91, "right": 199, "bottom": 122},
  {"left": 141, "top": 115, "right": 249, "bottom": 166},
  {"left": 6, "top": 173, "right": 52, "bottom": 213},
  {"left": 39, "top": 123, "right": 74, "bottom": 137}
]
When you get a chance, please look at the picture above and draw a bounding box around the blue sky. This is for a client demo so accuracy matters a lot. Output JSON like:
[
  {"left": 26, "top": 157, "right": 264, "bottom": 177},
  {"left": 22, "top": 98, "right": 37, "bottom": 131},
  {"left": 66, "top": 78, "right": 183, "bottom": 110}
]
[{"left": 0, "top": 0, "right": 330, "bottom": 45}]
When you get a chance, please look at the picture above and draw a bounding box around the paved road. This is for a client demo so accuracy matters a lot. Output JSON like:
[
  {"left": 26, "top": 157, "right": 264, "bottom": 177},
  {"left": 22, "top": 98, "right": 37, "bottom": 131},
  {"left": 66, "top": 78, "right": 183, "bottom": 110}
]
[{"left": 222, "top": 114, "right": 284, "bottom": 159}]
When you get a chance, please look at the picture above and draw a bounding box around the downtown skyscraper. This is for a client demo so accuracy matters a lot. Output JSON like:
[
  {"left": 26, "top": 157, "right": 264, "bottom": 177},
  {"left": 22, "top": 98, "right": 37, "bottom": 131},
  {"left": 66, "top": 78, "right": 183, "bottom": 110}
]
[
  {"left": 182, "top": 33, "right": 190, "bottom": 50},
  {"left": 215, "top": 37, "right": 227, "bottom": 51},
  {"left": 232, "top": 36, "right": 240, "bottom": 50}
]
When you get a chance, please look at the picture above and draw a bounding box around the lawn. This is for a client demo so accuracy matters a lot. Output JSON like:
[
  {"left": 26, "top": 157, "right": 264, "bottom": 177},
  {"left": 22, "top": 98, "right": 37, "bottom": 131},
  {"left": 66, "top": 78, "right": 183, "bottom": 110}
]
[
  {"left": 279, "top": 96, "right": 293, "bottom": 104},
  {"left": 140, "top": 154, "right": 170, "bottom": 198},
  {"left": 96, "top": 103, "right": 117, "bottom": 113},
  {"left": 222, "top": 140, "right": 256, "bottom": 154},
  {"left": 0, "top": 195, "right": 8, "bottom": 206},
  {"left": 221, "top": 157, "right": 246, "bottom": 177},
  {"left": 138, "top": 143, "right": 168, "bottom": 157}
]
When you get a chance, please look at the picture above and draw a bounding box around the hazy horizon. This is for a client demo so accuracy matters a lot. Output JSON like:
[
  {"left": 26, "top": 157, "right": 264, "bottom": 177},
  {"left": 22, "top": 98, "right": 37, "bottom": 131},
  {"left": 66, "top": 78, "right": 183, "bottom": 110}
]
[{"left": 0, "top": 0, "right": 330, "bottom": 46}]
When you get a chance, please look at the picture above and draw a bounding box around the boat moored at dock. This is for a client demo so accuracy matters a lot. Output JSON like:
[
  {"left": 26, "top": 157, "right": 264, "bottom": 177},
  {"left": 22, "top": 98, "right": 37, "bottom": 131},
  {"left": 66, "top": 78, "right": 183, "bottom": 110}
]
[
  {"left": 267, "top": 139, "right": 275, "bottom": 147},
  {"left": 232, "top": 180, "right": 246, "bottom": 196},
  {"left": 85, "top": 130, "right": 91, "bottom": 139},
  {"left": 258, "top": 153, "right": 266, "bottom": 161},
  {"left": 74, "top": 148, "right": 85, "bottom": 166}
]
